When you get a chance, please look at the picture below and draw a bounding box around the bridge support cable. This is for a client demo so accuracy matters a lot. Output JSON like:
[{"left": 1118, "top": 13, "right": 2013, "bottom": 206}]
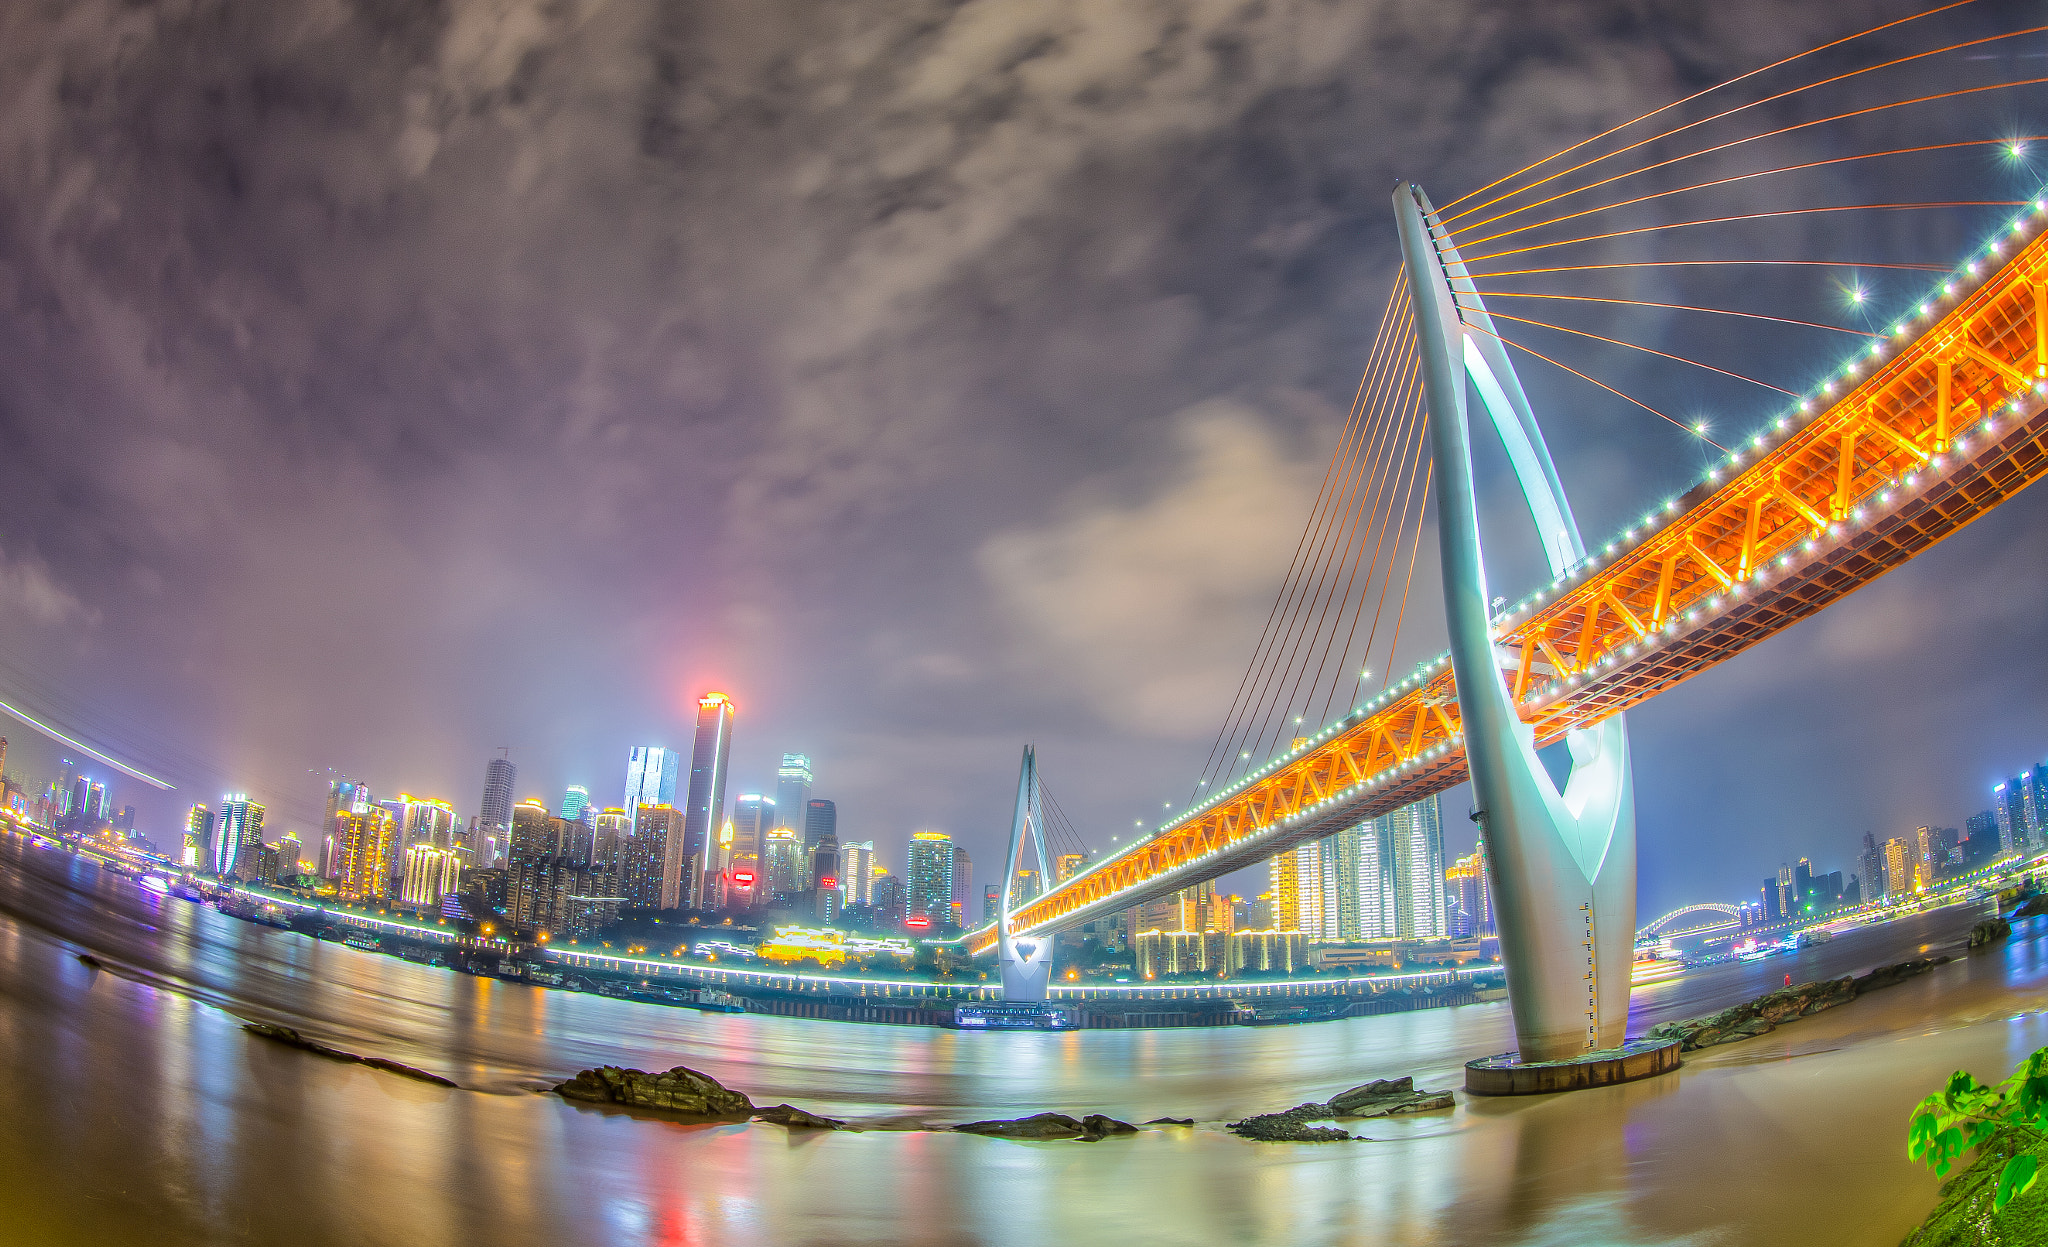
[
  {"left": 1203, "top": 296, "right": 1429, "bottom": 795},
  {"left": 1316, "top": 386, "right": 1433, "bottom": 724},
  {"left": 1464, "top": 292, "right": 1869, "bottom": 337},
  {"left": 1437, "top": 0, "right": 1986, "bottom": 216},
  {"left": 1454, "top": 135, "right": 2048, "bottom": 253},
  {"left": 1445, "top": 23, "right": 2048, "bottom": 234},
  {"left": 1399, "top": 180, "right": 1638, "bottom": 1062},
  {"left": 1188, "top": 278, "right": 1408, "bottom": 802},
  {"left": 1238, "top": 338, "right": 1429, "bottom": 775}
]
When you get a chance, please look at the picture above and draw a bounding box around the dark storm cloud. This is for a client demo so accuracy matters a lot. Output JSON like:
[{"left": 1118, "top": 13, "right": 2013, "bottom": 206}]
[{"left": 0, "top": 0, "right": 2042, "bottom": 909}]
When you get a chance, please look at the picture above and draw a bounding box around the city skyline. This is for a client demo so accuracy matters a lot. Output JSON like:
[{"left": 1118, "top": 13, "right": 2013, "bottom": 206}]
[{"left": 1, "top": 2, "right": 2045, "bottom": 925}]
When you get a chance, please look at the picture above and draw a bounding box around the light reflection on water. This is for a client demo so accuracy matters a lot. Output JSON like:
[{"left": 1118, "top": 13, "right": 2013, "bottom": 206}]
[{"left": 1, "top": 834, "right": 2044, "bottom": 1246}]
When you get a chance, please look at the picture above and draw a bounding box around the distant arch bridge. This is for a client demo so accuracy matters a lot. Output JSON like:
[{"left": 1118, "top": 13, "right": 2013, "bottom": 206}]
[{"left": 1637, "top": 903, "right": 1745, "bottom": 940}]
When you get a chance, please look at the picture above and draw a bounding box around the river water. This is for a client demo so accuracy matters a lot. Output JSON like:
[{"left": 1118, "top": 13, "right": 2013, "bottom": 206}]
[{"left": 2, "top": 832, "right": 2043, "bottom": 1247}]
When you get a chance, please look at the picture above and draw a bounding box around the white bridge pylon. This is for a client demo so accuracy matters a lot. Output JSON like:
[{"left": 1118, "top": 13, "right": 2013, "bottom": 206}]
[
  {"left": 1396, "top": 182, "right": 1638, "bottom": 1063},
  {"left": 998, "top": 745, "right": 1056, "bottom": 1001}
]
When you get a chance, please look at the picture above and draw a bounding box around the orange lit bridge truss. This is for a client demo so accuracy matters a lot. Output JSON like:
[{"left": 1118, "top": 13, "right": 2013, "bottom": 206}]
[{"left": 970, "top": 214, "right": 2048, "bottom": 954}]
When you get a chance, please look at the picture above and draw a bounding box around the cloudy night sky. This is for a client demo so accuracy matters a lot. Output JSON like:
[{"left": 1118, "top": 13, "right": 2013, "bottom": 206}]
[{"left": 1, "top": 0, "right": 2044, "bottom": 915}]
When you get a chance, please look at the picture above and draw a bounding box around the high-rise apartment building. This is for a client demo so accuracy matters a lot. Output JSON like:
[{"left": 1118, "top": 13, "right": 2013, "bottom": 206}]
[
  {"left": 1965, "top": 810, "right": 2003, "bottom": 866},
  {"left": 872, "top": 872, "right": 905, "bottom": 925},
  {"left": 1883, "top": 836, "right": 1912, "bottom": 898},
  {"left": 401, "top": 844, "right": 461, "bottom": 909},
  {"left": 906, "top": 832, "right": 955, "bottom": 923},
  {"left": 623, "top": 806, "right": 681, "bottom": 909},
  {"left": 775, "top": 755, "right": 812, "bottom": 832},
  {"left": 592, "top": 808, "right": 632, "bottom": 893},
  {"left": 478, "top": 756, "right": 516, "bottom": 846},
  {"left": 803, "top": 798, "right": 837, "bottom": 853},
  {"left": 679, "top": 693, "right": 735, "bottom": 909},
  {"left": 510, "top": 800, "right": 562, "bottom": 860},
  {"left": 838, "top": 841, "right": 876, "bottom": 906},
  {"left": 212, "top": 795, "right": 266, "bottom": 880},
  {"left": 624, "top": 746, "right": 680, "bottom": 830},
  {"left": 1269, "top": 842, "right": 1310, "bottom": 933},
  {"left": 953, "top": 845, "right": 974, "bottom": 920},
  {"left": 187, "top": 804, "right": 216, "bottom": 872},
  {"left": 336, "top": 806, "right": 398, "bottom": 902},
  {"left": 1054, "top": 852, "right": 1085, "bottom": 883},
  {"left": 1359, "top": 796, "right": 1446, "bottom": 940},
  {"left": 1446, "top": 845, "right": 1495, "bottom": 938},
  {"left": 1859, "top": 832, "right": 1886, "bottom": 903}
]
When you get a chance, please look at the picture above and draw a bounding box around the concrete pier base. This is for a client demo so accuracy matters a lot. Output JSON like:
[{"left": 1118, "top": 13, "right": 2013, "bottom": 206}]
[{"left": 1464, "top": 1037, "right": 1681, "bottom": 1096}]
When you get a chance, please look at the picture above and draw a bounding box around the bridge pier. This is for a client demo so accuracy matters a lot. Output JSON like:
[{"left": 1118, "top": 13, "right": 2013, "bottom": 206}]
[{"left": 1395, "top": 183, "right": 1643, "bottom": 1065}]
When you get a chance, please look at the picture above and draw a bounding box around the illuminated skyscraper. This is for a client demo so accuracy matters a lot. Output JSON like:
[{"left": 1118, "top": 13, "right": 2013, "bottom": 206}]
[
  {"left": 560, "top": 786, "right": 590, "bottom": 823},
  {"left": 906, "top": 832, "right": 955, "bottom": 924},
  {"left": 212, "top": 795, "right": 265, "bottom": 880},
  {"left": 381, "top": 795, "right": 457, "bottom": 851},
  {"left": 337, "top": 806, "right": 397, "bottom": 902},
  {"left": 775, "top": 755, "right": 812, "bottom": 832},
  {"left": 1054, "top": 852, "right": 1085, "bottom": 883},
  {"left": 478, "top": 755, "right": 516, "bottom": 846},
  {"left": 624, "top": 746, "right": 680, "bottom": 830},
  {"left": 678, "top": 693, "right": 735, "bottom": 909},
  {"left": 186, "top": 804, "right": 215, "bottom": 872},
  {"left": 762, "top": 827, "right": 804, "bottom": 899},
  {"left": 838, "top": 841, "right": 876, "bottom": 905},
  {"left": 401, "top": 844, "right": 460, "bottom": 908},
  {"left": 731, "top": 794, "right": 774, "bottom": 866},
  {"left": 1884, "top": 836, "right": 1913, "bottom": 898}
]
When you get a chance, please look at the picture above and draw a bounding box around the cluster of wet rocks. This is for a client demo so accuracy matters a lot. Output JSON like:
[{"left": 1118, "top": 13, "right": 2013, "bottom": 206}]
[{"left": 553, "top": 1064, "right": 1454, "bottom": 1142}]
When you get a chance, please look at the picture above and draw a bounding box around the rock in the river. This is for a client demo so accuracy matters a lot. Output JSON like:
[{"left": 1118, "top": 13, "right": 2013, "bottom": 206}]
[
  {"left": 1971, "top": 918, "right": 2013, "bottom": 948},
  {"left": 242, "top": 1021, "right": 457, "bottom": 1086},
  {"left": 1144, "top": 1117, "right": 1196, "bottom": 1126},
  {"left": 953, "top": 1112, "right": 1136, "bottom": 1141},
  {"left": 2013, "top": 895, "right": 2048, "bottom": 919},
  {"left": 1226, "top": 1106, "right": 1354, "bottom": 1143},
  {"left": 1328, "top": 1076, "right": 1456, "bottom": 1118},
  {"left": 555, "top": 1066, "right": 753, "bottom": 1118},
  {"left": 1853, "top": 956, "right": 1950, "bottom": 993},
  {"left": 1646, "top": 958, "right": 1954, "bottom": 1052},
  {"left": 754, "top": 1103, "right": 847, "bottom": 1130}
]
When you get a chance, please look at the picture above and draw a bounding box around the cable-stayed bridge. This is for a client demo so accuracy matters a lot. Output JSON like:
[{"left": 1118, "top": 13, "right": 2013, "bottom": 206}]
[
  {"left": 980, "top": 219, "right": 2047, "bottom": 951},
  {"left": 975, "top": 8, "right": 2048, "bottom": 1062}
]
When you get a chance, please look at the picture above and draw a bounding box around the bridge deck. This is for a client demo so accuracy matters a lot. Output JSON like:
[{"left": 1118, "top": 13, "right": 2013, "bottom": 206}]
[{"left": 976, "top": 211, "right": 2048, "bottom": 951}]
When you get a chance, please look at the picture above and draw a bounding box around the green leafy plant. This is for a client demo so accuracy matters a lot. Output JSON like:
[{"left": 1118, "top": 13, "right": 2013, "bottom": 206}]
[{"left": 1909, "top": 1047, "right": 2048, "bottom": 1211}]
